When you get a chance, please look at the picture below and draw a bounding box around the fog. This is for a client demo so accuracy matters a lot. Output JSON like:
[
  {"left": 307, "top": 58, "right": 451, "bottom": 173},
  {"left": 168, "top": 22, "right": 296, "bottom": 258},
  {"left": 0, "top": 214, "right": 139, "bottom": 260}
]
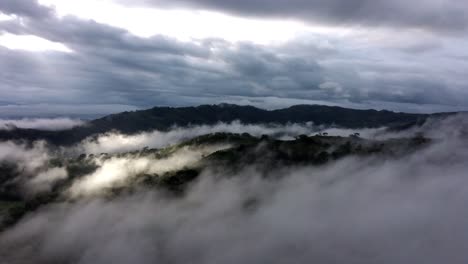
[
  {"left": 0, "top": 141, "right": 50, "bottom": 173},
  {"left": 26, "top": 167, "right": 68, "bottom": 194},
  {"left": 0, "top": 115, "right": 467, "bottom": 263},
  {"left": 1, "top": 133, "right": 468, "bottom": 263},
  {"left": 69, "top": 144, "right": 231, "bottom": 197},
  {"left": 77, "top": 121, "right": 382, "bottom": 155},
  {"left": 385, "top": 113, "right": 468, "bottom": 139},
  {"left": 0, "top": 141, "right": 68, "bottom": 195},
  {"left": 0, "top": 118, "right": 85, "bottom": 131}
]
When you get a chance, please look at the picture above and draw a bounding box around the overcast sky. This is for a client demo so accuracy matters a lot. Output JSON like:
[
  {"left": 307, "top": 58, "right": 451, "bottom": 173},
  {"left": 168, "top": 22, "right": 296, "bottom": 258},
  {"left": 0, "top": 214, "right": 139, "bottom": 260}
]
[{"left": 0, "top": 0, "right": 467, "bottom": 117}]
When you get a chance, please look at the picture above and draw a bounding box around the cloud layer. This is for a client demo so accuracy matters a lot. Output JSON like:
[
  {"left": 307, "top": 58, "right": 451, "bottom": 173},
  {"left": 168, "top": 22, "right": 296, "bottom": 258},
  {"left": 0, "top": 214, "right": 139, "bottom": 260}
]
[
  {"left": 128, "top": 0, "right": 468, "bottom": 33},
  {"left": 77, "top": 121, "right": 322, "bottom": 154},
  {"left": 68, "top": 144, "right": 230, "bottom": 197},
  {"left": 0, "top": 1, "right": 467, "bottom": 115},
  {"left": 1, "top": 115, "right": 468, "bottom": 263},
  {"left": 0, "top": 118, "right": 84, "bottom": 130}
]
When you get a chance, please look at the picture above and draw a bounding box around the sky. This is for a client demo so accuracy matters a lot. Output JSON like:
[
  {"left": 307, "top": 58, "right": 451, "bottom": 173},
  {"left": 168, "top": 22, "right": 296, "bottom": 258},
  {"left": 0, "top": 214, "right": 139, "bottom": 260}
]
[{"left": 0, "top": 0, "right": 467, "bottom": 117}]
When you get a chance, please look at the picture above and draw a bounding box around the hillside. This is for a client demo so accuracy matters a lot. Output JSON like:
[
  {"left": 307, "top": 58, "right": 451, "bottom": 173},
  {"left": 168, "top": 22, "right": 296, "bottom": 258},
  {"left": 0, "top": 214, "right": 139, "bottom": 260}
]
[
  {"left": 0, "top": 104, "right": 438, "bottom": 145},
  {"left": 89, "top": 104, "right": 431, "bottom": 132},
  {"left": 0, "top": 132, "right": 431, "bottom": 230}
]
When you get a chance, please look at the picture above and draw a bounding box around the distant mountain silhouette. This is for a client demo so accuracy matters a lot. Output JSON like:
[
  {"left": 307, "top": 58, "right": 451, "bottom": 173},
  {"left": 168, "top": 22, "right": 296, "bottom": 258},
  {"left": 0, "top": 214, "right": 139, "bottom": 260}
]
[{"left": 0, "top": 104, "right": 454, "bottom": 145}]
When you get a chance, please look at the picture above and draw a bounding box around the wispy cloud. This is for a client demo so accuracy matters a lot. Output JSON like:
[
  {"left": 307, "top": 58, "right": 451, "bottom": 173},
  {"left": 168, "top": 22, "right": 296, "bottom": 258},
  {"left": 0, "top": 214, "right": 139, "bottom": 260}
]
[
  {"left": 0, "top": 118, "right": 84, "bottom": 131},
  {"left": 68, "top": 144, "right": 230, "bottom": 197}
]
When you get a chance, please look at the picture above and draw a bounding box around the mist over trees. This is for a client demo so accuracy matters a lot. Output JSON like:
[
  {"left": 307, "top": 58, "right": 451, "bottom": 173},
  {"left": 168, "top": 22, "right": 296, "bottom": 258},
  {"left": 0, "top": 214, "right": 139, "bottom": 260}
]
[
  {"left": 0, "top": 107, "right": 467, "bottom": 263},
  {"left": 0, "top": 104, "right": 436, "bottom": 145}
]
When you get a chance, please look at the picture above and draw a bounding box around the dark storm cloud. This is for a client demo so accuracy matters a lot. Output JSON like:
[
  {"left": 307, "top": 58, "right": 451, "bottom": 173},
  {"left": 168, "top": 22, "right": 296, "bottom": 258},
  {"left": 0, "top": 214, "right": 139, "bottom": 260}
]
[
  {"left": 0, "top": 0, "right": 52, "bottom": 19},
  {"left": 0, "top": 1, "right": 468, "bottom": 116},
  {"left": 122, "top": 0, "right": 468, "bottom": 33},
  {"left": 0, "top": 13, "right": 330, "bottom": 109}
]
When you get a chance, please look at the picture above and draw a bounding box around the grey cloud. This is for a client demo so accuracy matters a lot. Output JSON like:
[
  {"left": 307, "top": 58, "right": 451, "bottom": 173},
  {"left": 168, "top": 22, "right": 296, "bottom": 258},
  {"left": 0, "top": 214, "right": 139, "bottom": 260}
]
[
  {"left": 122, "top": 0, "right": 468, "bottom": 33},
  {"left": 0, "top": 0, "right": 52, "bottom": 19},
  {"left": 0, "top": 104, "right": 140, "bottom": 119},
  {"left": 0, "top": 118, "right": 84, "bottom": 131},
  {"left": 1, "top": 3, "right": 468, "bottom": 116}
]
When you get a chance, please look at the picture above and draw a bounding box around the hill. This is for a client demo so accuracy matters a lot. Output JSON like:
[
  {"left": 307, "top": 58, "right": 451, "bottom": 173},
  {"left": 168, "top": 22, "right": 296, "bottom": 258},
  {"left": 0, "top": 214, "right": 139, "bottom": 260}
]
[
  {"left": 0, "top": 104, "right": 445, "bottom": 145},
  {"left": 0, "top": 132, "right": 431, "bottom": 230}
]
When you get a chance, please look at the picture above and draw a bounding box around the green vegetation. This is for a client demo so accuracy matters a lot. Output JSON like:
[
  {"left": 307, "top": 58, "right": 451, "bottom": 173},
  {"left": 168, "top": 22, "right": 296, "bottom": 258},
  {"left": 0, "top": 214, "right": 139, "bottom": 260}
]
[{"left": 0, "top": 132, "right": 431, "bottom": 231}]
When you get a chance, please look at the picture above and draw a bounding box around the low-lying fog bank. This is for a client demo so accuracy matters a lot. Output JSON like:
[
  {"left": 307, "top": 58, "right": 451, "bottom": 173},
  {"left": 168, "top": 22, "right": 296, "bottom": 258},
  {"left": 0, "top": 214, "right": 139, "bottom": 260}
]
[
  {"left": 0, "top": 118, "right": 85, "bottom": 131},
  {"left": 0, "top": 114, "right": 467, "bottom": 263}
]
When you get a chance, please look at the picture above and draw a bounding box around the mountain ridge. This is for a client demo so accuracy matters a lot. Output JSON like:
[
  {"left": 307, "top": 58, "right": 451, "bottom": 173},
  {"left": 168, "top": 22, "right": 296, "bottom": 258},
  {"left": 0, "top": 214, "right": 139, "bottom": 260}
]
[{"left": 0, "top": 104, "right": 457, "bottom": 145}]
